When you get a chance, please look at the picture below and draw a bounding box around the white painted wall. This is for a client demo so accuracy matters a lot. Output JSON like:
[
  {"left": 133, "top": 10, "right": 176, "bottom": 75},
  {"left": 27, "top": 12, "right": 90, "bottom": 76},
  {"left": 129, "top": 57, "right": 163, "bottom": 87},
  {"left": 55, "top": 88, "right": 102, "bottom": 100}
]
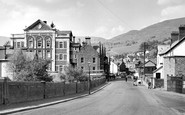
[
  {"left": 110, "top": 61, "right": 118, "bottom": 74},
  {"left": 1, "top": 61, "right": 13, "bottom": 80}
]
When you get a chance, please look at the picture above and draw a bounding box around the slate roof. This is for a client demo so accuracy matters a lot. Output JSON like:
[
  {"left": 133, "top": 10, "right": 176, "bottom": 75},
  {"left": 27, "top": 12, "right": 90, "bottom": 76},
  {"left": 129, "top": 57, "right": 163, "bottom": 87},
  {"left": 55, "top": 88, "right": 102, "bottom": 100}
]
[
  {"left": 56, "top": 30, "right": 72, "bottom": 36},
  {"left": 160, "top": 36, "right": 185, "bottom": 56},
  {"left": 153, "top": 66, "right": 163, "bottom": 73}
]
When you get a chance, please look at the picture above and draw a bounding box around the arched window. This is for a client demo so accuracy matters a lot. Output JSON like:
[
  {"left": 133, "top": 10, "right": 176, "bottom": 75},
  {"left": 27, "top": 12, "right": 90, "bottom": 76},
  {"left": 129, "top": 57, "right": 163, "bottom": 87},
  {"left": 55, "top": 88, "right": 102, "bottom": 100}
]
[
  {"left": 37, "top": 37, "right": 42, "bottom": 48},
  {"left": 28, "top": 37, "right": 34, "bottom": 48},
  {"left": 46, "top": 37, "right": 51, "bottom": 48}
]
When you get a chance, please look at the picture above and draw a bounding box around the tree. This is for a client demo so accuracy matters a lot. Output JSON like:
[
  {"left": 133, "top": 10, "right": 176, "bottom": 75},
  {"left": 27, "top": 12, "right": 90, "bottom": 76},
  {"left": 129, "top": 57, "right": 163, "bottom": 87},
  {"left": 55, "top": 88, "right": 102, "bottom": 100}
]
[
  {"left": 8, "top": 50, "right": 52, "bottom": 82},
  {"left": 64, "top": 65, "right": 87, "bottom": 82}
]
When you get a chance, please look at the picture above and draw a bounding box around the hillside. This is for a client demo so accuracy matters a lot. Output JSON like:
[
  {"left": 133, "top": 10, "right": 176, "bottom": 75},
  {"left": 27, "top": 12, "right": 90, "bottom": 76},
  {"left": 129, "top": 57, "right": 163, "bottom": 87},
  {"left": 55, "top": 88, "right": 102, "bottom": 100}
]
[{"left": 105, "top": 17, "right": 185, "bottom": 55}]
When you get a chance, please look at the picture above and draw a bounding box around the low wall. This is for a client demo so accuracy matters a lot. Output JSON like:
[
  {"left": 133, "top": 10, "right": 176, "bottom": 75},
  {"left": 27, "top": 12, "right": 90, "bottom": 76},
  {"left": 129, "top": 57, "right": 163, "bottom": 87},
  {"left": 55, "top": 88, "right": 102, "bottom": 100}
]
[
  {"left": 0, "top": 78, "right": 106, "bottom": 105},
  {"left": 154, "top": 79, "right": 164, "bottom": 88}
]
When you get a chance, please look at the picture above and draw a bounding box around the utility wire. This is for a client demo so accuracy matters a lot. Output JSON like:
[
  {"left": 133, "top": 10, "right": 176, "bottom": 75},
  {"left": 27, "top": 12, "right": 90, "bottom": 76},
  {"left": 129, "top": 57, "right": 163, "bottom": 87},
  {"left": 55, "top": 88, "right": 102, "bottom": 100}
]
[{"left": 95, "top": 0, "right": 134, "bottom": 30}]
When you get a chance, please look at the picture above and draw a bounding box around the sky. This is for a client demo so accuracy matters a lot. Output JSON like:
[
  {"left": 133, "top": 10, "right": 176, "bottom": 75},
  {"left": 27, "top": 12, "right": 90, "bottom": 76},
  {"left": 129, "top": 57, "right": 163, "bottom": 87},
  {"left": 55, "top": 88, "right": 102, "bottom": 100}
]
[{"left": 1, "top": 0, "right": 185, "bottom": 39}]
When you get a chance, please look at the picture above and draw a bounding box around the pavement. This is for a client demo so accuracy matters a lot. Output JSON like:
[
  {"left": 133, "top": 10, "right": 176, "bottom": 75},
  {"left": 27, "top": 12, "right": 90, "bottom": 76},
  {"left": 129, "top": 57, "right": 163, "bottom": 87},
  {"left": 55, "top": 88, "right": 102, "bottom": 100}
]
[{"left": 0, "top": 82, "right": 110, "bottom": 115}]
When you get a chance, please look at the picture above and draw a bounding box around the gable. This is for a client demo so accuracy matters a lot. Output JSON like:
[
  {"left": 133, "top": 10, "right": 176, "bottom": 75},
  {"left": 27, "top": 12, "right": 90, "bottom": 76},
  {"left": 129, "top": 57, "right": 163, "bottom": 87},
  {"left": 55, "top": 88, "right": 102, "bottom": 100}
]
[
  {"left": 78, "top": 45, "right": 99, "bottom": 56},
  {"left": 145, "top": 61, "right": 156, "bottom": 67},
  {"left": 24, "top": 19, "right": 52, "bottom": 31}
]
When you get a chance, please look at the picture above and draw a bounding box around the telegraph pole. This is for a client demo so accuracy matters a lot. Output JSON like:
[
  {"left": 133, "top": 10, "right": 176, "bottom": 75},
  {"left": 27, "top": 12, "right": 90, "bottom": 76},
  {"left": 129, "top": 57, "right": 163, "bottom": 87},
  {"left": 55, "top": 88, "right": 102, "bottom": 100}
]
[{"left": 143, "top": 42, "right": 146, "bottom": 80}]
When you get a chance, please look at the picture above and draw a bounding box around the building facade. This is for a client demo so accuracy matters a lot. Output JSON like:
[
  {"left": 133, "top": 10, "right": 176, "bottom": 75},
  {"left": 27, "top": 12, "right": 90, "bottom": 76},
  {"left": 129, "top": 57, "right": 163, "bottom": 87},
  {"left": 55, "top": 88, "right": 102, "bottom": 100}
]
[{"left": 10, "top": 19, "right": 75, "bottom": 75}]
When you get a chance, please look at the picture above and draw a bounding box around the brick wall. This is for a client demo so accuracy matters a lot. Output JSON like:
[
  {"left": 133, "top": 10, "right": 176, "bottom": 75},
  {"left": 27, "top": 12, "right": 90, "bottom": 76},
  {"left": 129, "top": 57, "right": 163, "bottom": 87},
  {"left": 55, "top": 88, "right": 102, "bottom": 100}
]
[
  {"left": 164, "top": 56, "right": 185, "bottom": 90},
  {"left": 77, "top": 45, "right": 100, "bottom": 71},
  {"left": 175, "top": 57, "right": 185, "bottom": 75}
]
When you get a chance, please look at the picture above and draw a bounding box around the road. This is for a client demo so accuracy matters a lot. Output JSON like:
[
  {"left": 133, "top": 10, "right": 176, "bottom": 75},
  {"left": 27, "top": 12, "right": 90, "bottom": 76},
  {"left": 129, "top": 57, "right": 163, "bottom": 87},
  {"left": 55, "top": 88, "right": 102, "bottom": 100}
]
[{"left": 10, "top": 79, "right": 185, "bottom": 115}]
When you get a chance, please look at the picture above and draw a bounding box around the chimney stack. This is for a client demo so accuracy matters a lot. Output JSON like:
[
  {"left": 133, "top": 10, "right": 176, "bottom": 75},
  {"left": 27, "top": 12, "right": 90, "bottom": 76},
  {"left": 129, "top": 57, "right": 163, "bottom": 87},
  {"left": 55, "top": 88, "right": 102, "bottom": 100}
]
[
  {"left": 171, "top": 31, "right": 179, "bottom": 44},
  {"left": 43, "top": 21, "right": 47, "bottom": 24},
  {"left": 179, "top": 25, "right": 185, "bottom": 40},
  {"left": 85, "top": 37, "right": 91, "bottom": 45},
  {"left": 73, "top": 36, "right": 75, "bottom": 43}
]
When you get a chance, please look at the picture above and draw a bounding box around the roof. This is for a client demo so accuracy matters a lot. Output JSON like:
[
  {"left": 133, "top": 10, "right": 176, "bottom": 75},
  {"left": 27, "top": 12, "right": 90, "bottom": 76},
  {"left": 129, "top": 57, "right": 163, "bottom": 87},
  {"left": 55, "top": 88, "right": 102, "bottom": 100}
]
[
  {"left": 93, "top": 45, "right": 99, "bottom": 51},
  {"left": 56, "top": 30, "right": 72, "bottom": 36},
  {"left": 160, "top": 36, "right": 185, "bottom": 56},
  {"left": 139, "top": 60, "right": 156, "bottom": 67},
  {"left": 153, "top": 66, "right": 163, "bottom": 73},
  {"left": 24, "top": 19, "right": 52, "bottom": 31}
]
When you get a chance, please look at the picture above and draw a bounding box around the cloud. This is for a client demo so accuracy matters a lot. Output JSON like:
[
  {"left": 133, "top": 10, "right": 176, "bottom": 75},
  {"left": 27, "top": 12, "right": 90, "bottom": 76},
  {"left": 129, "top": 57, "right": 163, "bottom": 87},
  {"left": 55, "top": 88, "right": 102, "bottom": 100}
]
[
  {"left": 157, "top": 0, "right": 184, "bottom": 6},
  {"left": 93, "top": 25, "right": 125, "bottom": 39},
  {"left": 161, "top": 5, "right": 185, "bottom": 20}
]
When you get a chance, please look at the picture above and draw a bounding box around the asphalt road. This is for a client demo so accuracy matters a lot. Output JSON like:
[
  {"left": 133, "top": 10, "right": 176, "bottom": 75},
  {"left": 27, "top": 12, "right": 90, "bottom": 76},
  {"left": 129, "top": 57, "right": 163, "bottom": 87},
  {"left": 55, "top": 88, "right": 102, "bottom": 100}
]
[{"left": 10, "top": 80, "right": 183, "bottom": 115}]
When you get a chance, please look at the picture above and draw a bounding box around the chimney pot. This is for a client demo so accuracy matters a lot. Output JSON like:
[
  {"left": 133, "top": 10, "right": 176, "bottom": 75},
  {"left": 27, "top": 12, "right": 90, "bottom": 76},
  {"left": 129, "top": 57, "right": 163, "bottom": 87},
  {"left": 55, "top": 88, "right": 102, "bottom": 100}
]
[{"left": 85, "top": 37, "right": 91, "bottom": 45}]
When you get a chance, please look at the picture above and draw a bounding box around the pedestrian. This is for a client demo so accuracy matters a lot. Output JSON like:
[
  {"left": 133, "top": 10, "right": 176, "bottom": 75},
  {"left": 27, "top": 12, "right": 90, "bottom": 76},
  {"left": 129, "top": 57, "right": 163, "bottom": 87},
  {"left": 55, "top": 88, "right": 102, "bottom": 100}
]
[
  {"left": 148, "top": 82, "right": 151, "bottom": 89},
  {"left": 125, "top": 77, "right": 127, "bottom": 82}
]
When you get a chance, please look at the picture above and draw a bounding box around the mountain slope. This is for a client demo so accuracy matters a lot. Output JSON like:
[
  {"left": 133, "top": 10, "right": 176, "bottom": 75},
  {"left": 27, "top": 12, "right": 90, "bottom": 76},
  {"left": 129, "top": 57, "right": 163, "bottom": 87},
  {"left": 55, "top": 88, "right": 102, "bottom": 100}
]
[{"left": 106, "top": 17, "right": 185, "bottom": 54}]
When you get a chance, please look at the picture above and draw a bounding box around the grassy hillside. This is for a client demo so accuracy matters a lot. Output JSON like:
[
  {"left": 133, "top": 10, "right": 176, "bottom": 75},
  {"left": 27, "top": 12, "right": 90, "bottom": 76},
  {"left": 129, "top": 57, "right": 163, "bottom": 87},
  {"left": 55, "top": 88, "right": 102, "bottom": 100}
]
[{"left": 105, "top": 17, "right": 185, "bottom": 55}]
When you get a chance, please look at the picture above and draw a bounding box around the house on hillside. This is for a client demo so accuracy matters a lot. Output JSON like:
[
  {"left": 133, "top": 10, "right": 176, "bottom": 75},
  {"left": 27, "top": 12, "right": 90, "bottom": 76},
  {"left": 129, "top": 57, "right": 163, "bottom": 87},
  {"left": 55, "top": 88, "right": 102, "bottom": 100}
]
[{"left": 159, "top": 25, "right": 185, "bottom": 90}]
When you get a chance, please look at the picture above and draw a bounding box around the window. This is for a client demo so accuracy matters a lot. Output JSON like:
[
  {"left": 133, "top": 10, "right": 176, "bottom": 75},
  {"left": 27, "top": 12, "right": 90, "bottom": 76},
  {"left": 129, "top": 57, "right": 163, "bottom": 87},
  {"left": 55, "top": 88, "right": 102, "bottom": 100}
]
[
  {"left": 38, "top": 50, "right": 42, "bottom": 57},
  {"left": 47, "top": 50, "right": 51, "bottom": 58},
  {"left": 56, "top": 41, "right": 59, "bottom": 48},
  {"left": 64, "top": 41, "right": 67, "bottom": 48},
  {"left": 56, "top": 55, "right": 59, "bottom": 60},
  {"left": 81, "top": 57, "right": 84, "bottom": 63},
  {"left": 59, "top": 42, "right": 63, "bottom": 48},
  {"left": 60, "top": 65, "right": 63, "bottom": 72},
  {"left": 37, "top": 38, "right": 42, "bottom": 48},
  {"left": 59, "top": 54, "right": 63, "bottom": 60},
  {"left": 64, "top": 54, "right": 67, "bottom": 60},
  {"left": 93, "top": 57, "right": 96, "bottom": 63},
  {"left": 28, "top": 38, "right": 33, "bottom": 48},
  {"left": 93, "top": 67, "right": 95, "bottom": 70},
  {"left": 156, "top": 73, "right": 161, "bottom": 79},
  {"left": 17, "top": 42, "right": 20, "bottom": 48},
  {"left": 21, "top": 42, "right": 24, "bottom": 47},
  {"left": 46, "top": 39, "right": 51, "bottom": 48}
]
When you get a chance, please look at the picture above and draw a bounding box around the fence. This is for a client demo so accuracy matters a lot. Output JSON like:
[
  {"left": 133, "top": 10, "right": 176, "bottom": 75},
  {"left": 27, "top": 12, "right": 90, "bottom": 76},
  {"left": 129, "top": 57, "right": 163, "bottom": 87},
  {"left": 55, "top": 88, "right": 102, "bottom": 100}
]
[{"left": 0, "top": 78, "right": 106, "bottom": 105}]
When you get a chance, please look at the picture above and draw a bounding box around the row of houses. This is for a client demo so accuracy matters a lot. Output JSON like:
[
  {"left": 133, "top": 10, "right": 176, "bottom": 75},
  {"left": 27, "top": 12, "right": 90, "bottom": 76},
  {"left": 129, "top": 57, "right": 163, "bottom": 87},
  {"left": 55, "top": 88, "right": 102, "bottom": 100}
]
[
  {"left": 132, "top": 24, "right": 185, "bottom": 92},
  {"left": 0, "top": 19, "right": 108, "bottom": 81}
]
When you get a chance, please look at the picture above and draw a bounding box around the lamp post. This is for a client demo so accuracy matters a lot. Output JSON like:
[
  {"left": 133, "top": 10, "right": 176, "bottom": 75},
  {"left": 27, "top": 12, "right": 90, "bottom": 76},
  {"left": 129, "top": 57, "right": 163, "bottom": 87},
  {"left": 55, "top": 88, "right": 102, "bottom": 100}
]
[{"left": 88, "top": 62, "right": 91, "bottom": 95}]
